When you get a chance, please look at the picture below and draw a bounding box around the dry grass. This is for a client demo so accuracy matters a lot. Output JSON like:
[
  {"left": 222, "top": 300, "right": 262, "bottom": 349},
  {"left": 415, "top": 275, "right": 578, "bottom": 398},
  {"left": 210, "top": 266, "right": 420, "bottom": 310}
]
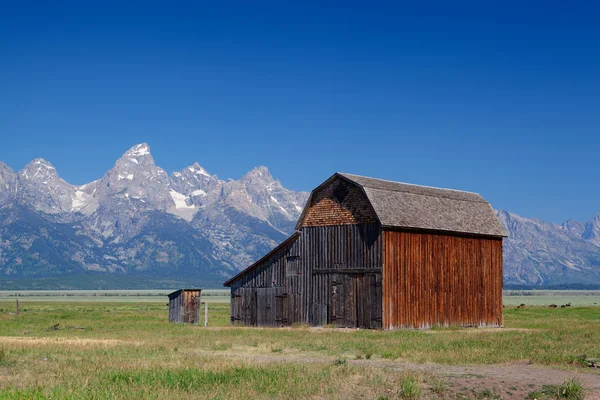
[{"left": 0, "top": 301, "right": 598, "bottom": 398}]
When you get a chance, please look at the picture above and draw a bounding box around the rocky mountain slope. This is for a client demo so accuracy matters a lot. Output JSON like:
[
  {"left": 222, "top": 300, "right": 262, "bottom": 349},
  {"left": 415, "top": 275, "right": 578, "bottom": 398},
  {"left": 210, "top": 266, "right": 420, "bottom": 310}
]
[
  {"left": 0, "top": 144, "right": 308, "bottom": 285},
  {"left": 498, "top": 210, "right": 600, "bottom": 286},
  {"left": 0, "top": 143, "right": 599, "bottom": 288}
]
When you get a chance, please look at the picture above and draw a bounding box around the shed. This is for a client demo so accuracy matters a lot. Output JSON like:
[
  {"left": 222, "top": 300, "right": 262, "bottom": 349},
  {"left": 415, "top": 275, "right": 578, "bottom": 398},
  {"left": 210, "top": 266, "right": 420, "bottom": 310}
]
[
  {"left": 224, "top": 173, "right": 508, "bottom": 329},
  {"left": 168, "top": 289, "right": 202, "bottom": 324}
]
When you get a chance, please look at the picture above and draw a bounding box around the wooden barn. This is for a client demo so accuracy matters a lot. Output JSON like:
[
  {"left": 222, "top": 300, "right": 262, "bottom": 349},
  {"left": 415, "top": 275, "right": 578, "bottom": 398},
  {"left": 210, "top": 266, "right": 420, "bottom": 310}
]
[
  {"left": 224, "top": 173, "right": 508, "bottom": 329},
  {"left": 168, "top": 289, "right": 202, "bottom": 324}
]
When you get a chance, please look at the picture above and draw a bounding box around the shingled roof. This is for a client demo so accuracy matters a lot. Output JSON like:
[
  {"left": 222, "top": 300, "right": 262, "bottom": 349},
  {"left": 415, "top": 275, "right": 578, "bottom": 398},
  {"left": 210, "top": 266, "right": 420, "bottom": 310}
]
[{"left": 298, "top": 173, "right": 508, "bottom": 238}]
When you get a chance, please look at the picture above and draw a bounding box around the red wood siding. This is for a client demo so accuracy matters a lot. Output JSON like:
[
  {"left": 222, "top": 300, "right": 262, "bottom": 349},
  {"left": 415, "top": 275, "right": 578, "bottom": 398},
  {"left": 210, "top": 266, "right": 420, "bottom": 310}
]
[{"left": 383, "top": 230, "right": 503, "bottom": 329}]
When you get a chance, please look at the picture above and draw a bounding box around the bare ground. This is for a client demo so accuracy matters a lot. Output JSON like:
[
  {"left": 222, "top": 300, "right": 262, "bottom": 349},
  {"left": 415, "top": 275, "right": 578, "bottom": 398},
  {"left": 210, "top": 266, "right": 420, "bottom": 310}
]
[{"left": 214, "top": 351, "right": 600, "bottom": 399}]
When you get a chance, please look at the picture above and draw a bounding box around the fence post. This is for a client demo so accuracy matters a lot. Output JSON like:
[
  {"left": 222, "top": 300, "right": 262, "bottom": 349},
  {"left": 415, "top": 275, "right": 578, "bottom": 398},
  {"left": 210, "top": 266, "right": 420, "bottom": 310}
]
[
  {"left": 195, "top": 297, "right": 201, "bottom": 325},
  {"left": 204, "top": 302, "right": 208, "bottom": 327},
  {"left": 16, "top": 298, "right": 19, "bottom": 316}
]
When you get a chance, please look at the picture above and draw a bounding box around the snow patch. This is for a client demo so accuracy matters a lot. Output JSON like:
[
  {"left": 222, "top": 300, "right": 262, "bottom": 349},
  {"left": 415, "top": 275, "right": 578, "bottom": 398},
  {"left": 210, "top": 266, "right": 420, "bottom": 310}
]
[
  {"left": 117, "top": 174, "right": 134, "bottom": 181},
  {"left": 167, "top": 190, "right": 199, "bottom": 222},
  {"left": 270, "top": 196, "right": 290, "bottom": 215},
  {"left": 191, "top": 189, "right": 207, "bottom": 197},
  {"left": 188, "top": 165, "right": 211, "bottom": 177},
  {"left": 71, "top": 190, "right": 87, "bottom": 210},
  {"left": 33, "top": 160, "right": 55, "bottom": 169},
  {"left": 128, "top": 144, "right": 150, "bottom": 157},
  {"left": 130, "top": 158, "right": 139, "bottom": 164},
  {"left": 169, "top": 190, "right": 195, "bottom": 209}
]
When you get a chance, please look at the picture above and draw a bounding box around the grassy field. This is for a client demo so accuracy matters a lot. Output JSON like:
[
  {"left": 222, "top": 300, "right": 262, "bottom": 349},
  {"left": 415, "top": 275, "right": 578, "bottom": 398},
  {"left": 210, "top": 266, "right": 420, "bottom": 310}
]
[
  {"left": 2, "top": 290, "right": 599, "bottom": 306},
  {"left": 503, "top": 291, "right": 600, "bottom": 307},
  {"left": 0, "top": 300, "right": 599, "bottom": 399}
]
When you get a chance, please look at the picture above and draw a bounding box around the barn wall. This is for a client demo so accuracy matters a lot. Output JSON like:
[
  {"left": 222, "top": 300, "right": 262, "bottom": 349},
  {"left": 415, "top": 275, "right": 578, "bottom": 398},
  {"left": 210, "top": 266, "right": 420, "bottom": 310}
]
[
  {"left": 382, "top": 230, "right": 503, "bottom": 329},
  {"left": 303, "top": 224, "right": 383, "bottom": 328},
  {"left": 301, "top": 177, "right": 378, "bottom": 227},
  {"left": 229, "top": 236, "right": 309, "bottom": 326},
  {"left": 230, "top": 224, "right": 384, "bottom": 328},
  {"left": 301, "top": 224, "right": 382, "bottom": 272}
]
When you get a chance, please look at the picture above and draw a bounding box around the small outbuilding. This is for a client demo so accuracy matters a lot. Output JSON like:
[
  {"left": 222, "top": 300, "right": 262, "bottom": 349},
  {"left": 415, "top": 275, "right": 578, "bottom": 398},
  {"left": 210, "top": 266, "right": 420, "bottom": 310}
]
[
  {"left": 224, "top": 173, "right": 508, "bottom": 330},
  {"left": 168, "top": 289, "right": 202, "bottom": 324}
]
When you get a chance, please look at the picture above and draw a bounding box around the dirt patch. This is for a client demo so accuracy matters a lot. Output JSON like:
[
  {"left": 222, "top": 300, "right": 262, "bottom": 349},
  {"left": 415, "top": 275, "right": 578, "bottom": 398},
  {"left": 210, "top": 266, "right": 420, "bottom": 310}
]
[
  {"left": 211, "top": 351, "right": 600, "bottom": 399},
  {"left": 363, "top": 359, "right": 600, "bottom": 399}
]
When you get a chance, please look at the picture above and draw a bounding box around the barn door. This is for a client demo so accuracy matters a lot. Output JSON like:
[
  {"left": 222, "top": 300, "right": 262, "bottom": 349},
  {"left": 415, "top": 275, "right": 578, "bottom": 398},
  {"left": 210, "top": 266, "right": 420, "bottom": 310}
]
[
  {"left": 231, "top": 291, "right": 242, "bottom": 325},
  {"left": 243, "top": 289, "right": 258, "bottom": 326},
  {"left": 330, "top": 274, "right": 381, "bottom": 329},
  {"left": 275, "top": 288, "right": 289, "bottom": 326},
  {"left": 330, "top": 274, "right": 358, "bottom": 328}
]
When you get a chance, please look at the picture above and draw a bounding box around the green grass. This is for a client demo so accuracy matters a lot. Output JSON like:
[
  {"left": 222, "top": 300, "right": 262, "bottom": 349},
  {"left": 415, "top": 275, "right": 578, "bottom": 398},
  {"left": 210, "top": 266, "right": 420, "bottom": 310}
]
[
  {"left": 528, "top": 378, "right": 585, "bottom": 400},
  {"left": 399, "top": 374, "right": 422, "bottom": 399},
  {"left": 0, "top": 300, "right": 598, "bottom": 398}
]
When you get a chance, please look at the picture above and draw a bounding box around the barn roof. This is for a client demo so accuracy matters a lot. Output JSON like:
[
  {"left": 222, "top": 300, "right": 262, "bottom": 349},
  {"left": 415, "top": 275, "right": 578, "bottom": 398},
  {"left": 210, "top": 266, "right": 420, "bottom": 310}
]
[{"left": 297, "top": 173, "right": 508, "bottom": 238}]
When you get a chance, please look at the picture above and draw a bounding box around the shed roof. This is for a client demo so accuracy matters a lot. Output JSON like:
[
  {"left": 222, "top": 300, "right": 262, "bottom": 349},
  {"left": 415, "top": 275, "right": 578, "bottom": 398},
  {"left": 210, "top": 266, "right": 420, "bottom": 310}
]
[
  {"left": 168, "top": 288, "right": 202, "bottom": 298},
  {"left": 297, "top": 173, "right": 508, "bottom": 238}
]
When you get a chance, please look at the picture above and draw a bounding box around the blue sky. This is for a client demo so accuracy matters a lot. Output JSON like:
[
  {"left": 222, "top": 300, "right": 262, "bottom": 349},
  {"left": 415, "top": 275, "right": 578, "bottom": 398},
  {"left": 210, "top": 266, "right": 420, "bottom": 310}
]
[{"left": 1, "top": 1, "right": 598, "bottom": 223}]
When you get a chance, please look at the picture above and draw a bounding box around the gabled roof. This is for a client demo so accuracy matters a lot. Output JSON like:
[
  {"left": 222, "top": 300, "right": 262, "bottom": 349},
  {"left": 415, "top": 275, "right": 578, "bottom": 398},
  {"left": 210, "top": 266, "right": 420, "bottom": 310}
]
[
  {"left": 297, "top": 173, "right": 508, "bottom": 238},
  {"left": 223, "top": 233, "right": 300, "bottom": 287}
]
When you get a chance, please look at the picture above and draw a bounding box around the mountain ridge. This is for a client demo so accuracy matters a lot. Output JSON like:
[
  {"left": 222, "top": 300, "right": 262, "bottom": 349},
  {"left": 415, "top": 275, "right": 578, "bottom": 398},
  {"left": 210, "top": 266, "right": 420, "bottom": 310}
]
[
  {"left": 0, "top": 143, "right": 309, "bottom": 285},
  {"left": 1, "top": 143, "right": 599, "bottom": 289}
]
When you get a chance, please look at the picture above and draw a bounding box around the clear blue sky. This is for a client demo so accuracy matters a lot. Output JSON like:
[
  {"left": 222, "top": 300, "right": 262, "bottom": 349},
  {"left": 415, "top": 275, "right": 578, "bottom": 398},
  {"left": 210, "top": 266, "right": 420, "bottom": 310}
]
[{"left": 1, "top": 2, "right": 598, "bottom": 223}]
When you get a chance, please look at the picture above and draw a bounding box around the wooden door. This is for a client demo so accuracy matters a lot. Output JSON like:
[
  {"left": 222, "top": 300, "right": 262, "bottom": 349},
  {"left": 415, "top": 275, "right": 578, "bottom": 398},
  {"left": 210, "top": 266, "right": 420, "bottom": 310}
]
[
  {"left": 275, "top": 288, "right": 289, "bottom": 326},
  {"left": 330, "top": 274, "right": 357, "bottom": 328},
  {"left": 231, "top": 292, "right": 242, "bottom": 325},
  {"left": 330, "top": 273, "right": 382, "bottom": 329}
]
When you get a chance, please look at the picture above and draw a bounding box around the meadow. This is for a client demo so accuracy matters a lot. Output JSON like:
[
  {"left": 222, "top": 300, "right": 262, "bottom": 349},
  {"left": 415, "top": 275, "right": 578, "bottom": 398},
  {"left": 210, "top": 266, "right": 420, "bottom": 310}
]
[{"left": 0, "top": 295, "right": 599, "bottom": 399}]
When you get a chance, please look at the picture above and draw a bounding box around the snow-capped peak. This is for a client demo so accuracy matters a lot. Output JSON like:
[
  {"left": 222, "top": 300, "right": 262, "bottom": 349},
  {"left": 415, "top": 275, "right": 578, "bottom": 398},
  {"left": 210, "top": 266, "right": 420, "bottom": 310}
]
[
  {"left": 126, "top": 143, "right": 151, "bottom": 157},
  {"left": 114, "top": 143, "right": 157, "bottom": 169},
  {"left": 242, "top": 166, "right": 275, "bottom": 187},
  {"left": 20, "top": 158, "right": 59, "bottom": 180},
  {"left": 187, "top": 162, "right": 211, "bottom": 177},
  {"left": 33, "top": 158, "right": 56, "bottom": 170}
]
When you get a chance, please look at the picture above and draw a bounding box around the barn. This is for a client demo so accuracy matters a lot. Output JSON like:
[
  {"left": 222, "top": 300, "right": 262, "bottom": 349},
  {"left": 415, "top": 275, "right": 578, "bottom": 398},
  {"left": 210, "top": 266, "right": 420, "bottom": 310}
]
[{"left": 224, "top": 173, "right": 508, "bottom": 329}]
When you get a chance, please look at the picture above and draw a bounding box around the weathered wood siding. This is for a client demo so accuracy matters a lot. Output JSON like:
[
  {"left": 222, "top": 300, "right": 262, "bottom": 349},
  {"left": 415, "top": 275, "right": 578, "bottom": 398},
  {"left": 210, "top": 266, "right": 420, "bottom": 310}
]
[
  {"left": 230, "top": 236, "right": 309, "bottom": 326},
  {"left": 311, "top": 272, "right": 382, "bottom": 328},
  {"left": 301, "top": 224, "right": 382, "bottom": 272},
  {"left": 382, "top": 230, "right": 503, "bottom": 329},
  {"left": 168, "top": 289, "right": 202, "bottom": 324},
  {"left": 304, "top": 224, "right": 383, "bottom": 328},
  {"left": 301, "top": 177, "right": 378, "bottom": 227},
  {"left": 230, "top": 223, "right": 384, "bottom": 328}
]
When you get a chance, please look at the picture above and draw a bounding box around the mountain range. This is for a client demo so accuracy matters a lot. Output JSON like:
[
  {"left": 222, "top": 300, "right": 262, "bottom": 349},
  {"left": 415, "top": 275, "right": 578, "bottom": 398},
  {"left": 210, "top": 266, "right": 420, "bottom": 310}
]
[{"left": 1, "top": 143, "right": 599, "bottom": 289}]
